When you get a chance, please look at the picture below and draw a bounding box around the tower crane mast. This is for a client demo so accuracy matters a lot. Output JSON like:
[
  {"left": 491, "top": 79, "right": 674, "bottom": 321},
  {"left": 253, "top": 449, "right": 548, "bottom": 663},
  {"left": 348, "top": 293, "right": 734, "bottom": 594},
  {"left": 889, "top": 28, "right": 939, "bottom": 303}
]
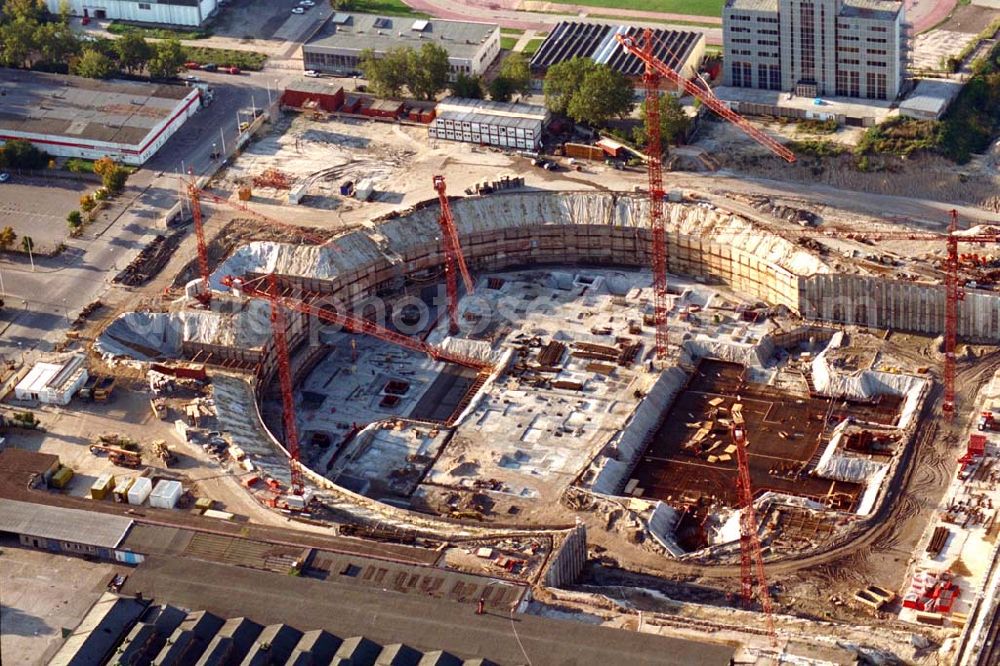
[
  {"left": 729, "top": 406, "right": 776, "bottom": 645},
  {"left": 433, "top": 175, "right": 475, "bottom": 335}
]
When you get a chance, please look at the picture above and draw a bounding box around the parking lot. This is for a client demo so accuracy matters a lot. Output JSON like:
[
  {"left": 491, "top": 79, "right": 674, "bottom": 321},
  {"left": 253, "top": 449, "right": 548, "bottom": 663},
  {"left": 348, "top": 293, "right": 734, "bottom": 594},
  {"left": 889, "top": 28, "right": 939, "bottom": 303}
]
[
  {"left": 0, "top": 545, "right": 120, "bottom": 665},
  {"left": 0, "top": 176, "right": 91, "bottom": 252}
]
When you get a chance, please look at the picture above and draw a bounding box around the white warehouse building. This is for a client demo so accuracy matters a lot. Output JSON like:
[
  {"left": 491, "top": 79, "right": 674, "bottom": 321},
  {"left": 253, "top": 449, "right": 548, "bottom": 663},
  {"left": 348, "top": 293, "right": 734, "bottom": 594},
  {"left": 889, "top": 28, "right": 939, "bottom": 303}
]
[
  {"left": 429, "top": 97, "right": 550, "bottom": 151},
  {"left": 14, "top": 355, "right": 89, "bottom": 406},
  {"left": 0, "top": 69, "right": 202, "bottom": 166},
  {"left": 45, "top": 0, "right": 219, "bottom": 27}
]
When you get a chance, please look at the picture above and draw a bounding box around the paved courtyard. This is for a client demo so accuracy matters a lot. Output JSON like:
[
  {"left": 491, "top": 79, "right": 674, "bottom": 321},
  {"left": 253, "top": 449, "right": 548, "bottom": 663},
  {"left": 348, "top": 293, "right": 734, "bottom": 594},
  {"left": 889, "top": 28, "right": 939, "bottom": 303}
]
[{"left": 0, "top": 545, "right": 118, "bottom": 665}]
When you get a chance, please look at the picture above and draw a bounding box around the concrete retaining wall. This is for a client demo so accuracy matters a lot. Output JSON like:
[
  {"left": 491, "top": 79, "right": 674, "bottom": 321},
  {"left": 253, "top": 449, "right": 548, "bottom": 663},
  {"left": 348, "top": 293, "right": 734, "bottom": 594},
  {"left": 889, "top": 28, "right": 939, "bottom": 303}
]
[{"left": 799, "top": 274, "right": 1000, "bottom": 341}]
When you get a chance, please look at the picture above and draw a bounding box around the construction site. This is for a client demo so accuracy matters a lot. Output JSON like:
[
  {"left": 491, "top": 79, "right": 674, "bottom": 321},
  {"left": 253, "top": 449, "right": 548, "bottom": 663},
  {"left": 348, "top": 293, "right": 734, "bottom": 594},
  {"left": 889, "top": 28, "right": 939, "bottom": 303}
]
[{"left": 6, "top": 29, "right": 1000, "bottom": 666}]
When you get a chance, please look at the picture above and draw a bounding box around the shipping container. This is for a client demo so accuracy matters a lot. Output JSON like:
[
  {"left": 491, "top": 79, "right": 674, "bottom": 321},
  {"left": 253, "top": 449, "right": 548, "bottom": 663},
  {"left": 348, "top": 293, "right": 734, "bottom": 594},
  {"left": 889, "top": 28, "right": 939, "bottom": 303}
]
[
  {"left": 50, "top": 465, "right": 74, "bottom": 489},
  {"left": 149, "top": 480, "right": 183, "bottom": 509},
  {"left": 113, "top": 476, "right": 134, "bottom": 503},
  {"left": 90, "top": 473, "right": 116, "bottom": 500},
  {"left": 203, "top": 509, "right": 235, "bottom": 521},
  {"left": 127, "top": 476, "right": 152, "bottom": 505}
]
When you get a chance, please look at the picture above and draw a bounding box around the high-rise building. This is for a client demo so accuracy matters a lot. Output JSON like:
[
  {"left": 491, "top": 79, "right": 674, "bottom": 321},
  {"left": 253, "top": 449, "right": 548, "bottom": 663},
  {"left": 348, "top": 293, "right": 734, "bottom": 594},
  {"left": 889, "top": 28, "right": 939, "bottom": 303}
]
[{"left": 722, "top": 0, "right": 906, "bottom": 101}]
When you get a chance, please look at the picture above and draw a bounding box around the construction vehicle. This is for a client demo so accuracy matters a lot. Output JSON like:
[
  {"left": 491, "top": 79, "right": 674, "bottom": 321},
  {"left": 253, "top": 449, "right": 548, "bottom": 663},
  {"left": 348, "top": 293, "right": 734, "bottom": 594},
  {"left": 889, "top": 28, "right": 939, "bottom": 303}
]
[
  {"left": 89, "top": 444, "right": 142, "bottom": 468},
  {"left": 150, "top": 397, "right": 169, "bottom": 420},
  {"left": 92, "top": 376, "right": 116, "bottom": 403},
  {"left": 152, "top": 440, "right": 177, "bottom": 467}
]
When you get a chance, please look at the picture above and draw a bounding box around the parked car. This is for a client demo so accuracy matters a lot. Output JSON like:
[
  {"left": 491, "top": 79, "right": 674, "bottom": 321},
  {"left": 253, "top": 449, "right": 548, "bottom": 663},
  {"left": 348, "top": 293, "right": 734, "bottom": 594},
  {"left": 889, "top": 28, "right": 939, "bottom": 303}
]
[
  {"left": 224, "top": 66, "right": 240, "bottom": 75},
  {"left": 300, "top": 0, "right": 316, "bottom": 5},
  {"left": 184, "top": 61, "right": 200, "bottom": 70},
  {"left": 0, "top": 172, "right": 10, "bottom": 183},
  {"left": 304, "top": 69, "right": 321, "bottom": 78},
  {"left": 291, "top": 6, "right": 305, "bottom": 13},
  {"left": 201, "top": 63, "right": 218, "bottom": 72}
]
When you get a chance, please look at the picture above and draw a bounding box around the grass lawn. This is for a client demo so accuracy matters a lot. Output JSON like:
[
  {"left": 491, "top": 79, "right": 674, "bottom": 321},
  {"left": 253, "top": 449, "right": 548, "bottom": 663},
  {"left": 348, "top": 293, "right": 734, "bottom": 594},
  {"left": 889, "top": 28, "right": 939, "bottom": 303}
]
[
  {"left": 344, "top": 0, "right": 429, "bottom": 17},
  {"left": 501, "top": 36, "right": 519, "bottom": 50},
  {"left": 522, "top": 38, "right": 545, "bottom": 56},
  {"left": 182, "top": 46, "right": 267, "bottom": 71},
  {"left": 543, "top": 0, "right": 724, "bottom": 16},
  {"left": 501, "top": 27, "right": 525, "bottom": 35}
]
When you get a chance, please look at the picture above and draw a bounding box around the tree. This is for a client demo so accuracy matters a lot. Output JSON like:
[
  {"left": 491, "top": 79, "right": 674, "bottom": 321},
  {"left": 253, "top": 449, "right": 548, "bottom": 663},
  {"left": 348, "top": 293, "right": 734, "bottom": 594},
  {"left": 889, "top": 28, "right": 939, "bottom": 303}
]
[
  {"left": 147, "top": 38, "right": 185, "bottom": 79},
  {"left": 94, "top": 157, "right": 128, "bottom": 194},
  {"left": 566, "top": 66, "right": 634, "bottom": 126},
  {"left": 34, "top": 20, "right": 79, "bottom": 67},
  {"left": 67, "top": 210, "right": 82, "bottom": 230},
  {"left": 359, "top": 46, "right": 410, "bottom": 98},
  {"left": 409, "top": 42, "right": 450, "bottom": 100},
  {"left": 0, "top": 19, "right": 36, "bottom": 68},
  {"left": 452, "top": 72, "right": 483, "bottom": 99},
  {"left": 2, "top": 0, "right": 47, "bottom": 23},
  {"left": 73, "top": 48, "right": 115, "bottom": 79},
  {"left": 0, "top": 226, "right": 16, "bottom": 252},
  {"left": 21, "top": 235, "right": 33, "bottom": 253},
  {"left": 489, "top": 53, "right": 532, "bottom": 102},
  {"left": 488, "top": 76, "right": 516, "bottom": 102},
  {"left": 2, "top": 139, "right": 48, "bottom": 169},
  {"left": 115, "top": 31, "right": 151, "bottom": 74},
  {"left": 543, "top": 57, "right": 597, "bottom": 115},
  {"left": 633, "top": 93, "right": 691, "bottom": 151}
]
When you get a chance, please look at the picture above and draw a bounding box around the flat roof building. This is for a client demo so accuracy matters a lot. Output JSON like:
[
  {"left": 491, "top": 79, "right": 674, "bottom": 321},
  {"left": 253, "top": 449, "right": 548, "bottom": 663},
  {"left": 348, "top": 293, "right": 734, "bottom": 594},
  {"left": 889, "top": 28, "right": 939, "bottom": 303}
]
[
  {"left": 430, "top": 97, "right": 550, "bottom": 150},
  {"left": 723, "top": 0, "right": 907, "bottom": 102},
  {"left": 0, "top": 69, "right": 201, "bottom": 165},
  {"left": 530, "top": 21, "right": 706, "bottom": 90},
  {"left": 14, "top": 354, "right": 88, "bottom": 405},
  {"left": 0, "top": 498, "right": 134, "bottom": 555},
  {"left": 303, "top": 13, "right": 501, "bottom": 81},
  {"left": 44, "top": 0, "right": 220, "bottom": 27}
]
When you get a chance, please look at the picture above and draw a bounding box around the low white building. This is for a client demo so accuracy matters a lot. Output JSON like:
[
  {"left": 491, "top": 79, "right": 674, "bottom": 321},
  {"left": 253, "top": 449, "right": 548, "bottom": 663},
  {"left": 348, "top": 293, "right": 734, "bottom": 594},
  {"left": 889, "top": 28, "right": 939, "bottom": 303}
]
[
  {"left": 303, "top": 13, "right": 500, "bottom": 80},
  {"left": 0, "top": 69, "right": 202, "bottom": 166},
  {"left": 45, "top": 0, "right": 219, "bottom": 27},
  {"left": 14, "top": 355, "right": 88, "bottom": 405},
  {"left": 429, "top": 97, "right": 550, "bottom": 151}
]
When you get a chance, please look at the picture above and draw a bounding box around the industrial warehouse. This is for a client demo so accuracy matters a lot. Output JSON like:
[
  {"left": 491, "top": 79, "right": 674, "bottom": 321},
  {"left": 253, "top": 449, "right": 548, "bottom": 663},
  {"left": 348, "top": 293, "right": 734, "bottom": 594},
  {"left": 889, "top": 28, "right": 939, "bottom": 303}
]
[
  {"left": 0, "top": 69, "right": 202, "bottom": 165},
  {"left": 2, "top": 0, "right": 1000, "bottom": 664}
]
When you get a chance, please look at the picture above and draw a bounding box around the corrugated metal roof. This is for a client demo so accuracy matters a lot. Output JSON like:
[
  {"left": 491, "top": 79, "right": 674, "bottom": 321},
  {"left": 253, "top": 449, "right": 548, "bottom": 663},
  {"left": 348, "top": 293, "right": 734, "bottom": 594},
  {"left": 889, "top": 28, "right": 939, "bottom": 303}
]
[
  {"left": 530, "top": 21, "right": 702, "bottom": 76},
  {"left": 0, "top": 68, "right": 196, "bottom": 147},
  {"left": 0, "top": 498, "right": 133, "bottom": 548}
]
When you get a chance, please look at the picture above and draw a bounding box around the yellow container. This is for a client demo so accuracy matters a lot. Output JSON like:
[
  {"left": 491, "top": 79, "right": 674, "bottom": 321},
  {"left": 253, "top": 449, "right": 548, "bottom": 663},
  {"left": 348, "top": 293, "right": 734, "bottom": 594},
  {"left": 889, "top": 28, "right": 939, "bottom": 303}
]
[{"left": 50, "top": 466, "right": 74, "bottom": 489}]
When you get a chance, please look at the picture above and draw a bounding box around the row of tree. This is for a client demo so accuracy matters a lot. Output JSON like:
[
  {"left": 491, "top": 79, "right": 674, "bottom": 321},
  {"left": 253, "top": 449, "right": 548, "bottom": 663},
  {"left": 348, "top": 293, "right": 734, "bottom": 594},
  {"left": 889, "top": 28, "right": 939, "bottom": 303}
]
[
  {"left": 0, "top": 0, "right": 186, "bottom": 79},
  {"left": 360, "top": 47, "right": 687, "bottom": 147}
]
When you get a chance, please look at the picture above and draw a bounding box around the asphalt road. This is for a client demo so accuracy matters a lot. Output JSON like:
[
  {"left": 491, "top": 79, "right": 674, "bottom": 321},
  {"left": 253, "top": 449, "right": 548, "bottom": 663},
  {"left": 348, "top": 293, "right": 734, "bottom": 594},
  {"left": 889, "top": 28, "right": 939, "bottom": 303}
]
[{"left": 0, "top": 69, "right": 286, "bottom": 363}]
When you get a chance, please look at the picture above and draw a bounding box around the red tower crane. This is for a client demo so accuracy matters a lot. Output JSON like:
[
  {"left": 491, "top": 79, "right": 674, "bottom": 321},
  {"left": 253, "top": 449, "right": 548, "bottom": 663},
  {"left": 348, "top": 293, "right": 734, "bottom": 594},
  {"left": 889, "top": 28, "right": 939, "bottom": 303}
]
[
  {"left": 221, "top": 274, "right": 492, "bottom": 371},
  {"left": 730, "top": 406, "right": 776, "bottom": 645},
  {"left": 635, "top": 31, "right": 670, "bottom": 359},
  {"left": 220, "top": 273, "right": 494, "bottom": 498},
  {"left": 262, "top": 272, "right": 305, "bottom": 496},
  {"left": 433, "top": 175, "right": 475, "bottom": 335},
  {"left": 191, "top": 184, "right": 327, "bottom": 245},
  {"left": 615, "top": 29, "right": 797, "bottom": 164},
  {"left": 186, "top": 181, "right": 212, "bottom": 307},
  {"left": 703, "top": 210, "right": 999, "bottom": 416}
]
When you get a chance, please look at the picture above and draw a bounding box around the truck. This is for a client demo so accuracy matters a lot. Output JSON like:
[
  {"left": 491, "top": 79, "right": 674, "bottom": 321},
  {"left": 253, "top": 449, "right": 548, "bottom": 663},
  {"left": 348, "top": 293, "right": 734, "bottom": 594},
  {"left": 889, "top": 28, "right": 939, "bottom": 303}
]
[
  {"left": 150, "top": 397, "right": 168, "bottom": 420},
  {"left": 93, "top": 377, "right": 116, "bottom": 403},
  {"left": 152, "top": 440, "right": 177, "bottom": 467}
]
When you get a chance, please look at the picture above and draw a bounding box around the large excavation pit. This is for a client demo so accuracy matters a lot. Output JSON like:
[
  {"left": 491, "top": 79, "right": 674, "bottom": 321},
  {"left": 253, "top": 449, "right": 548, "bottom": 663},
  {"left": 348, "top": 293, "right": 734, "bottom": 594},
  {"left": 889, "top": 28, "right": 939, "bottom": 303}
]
[{"left": 632, "top": 359, "right": 905, "bottom": 512}]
